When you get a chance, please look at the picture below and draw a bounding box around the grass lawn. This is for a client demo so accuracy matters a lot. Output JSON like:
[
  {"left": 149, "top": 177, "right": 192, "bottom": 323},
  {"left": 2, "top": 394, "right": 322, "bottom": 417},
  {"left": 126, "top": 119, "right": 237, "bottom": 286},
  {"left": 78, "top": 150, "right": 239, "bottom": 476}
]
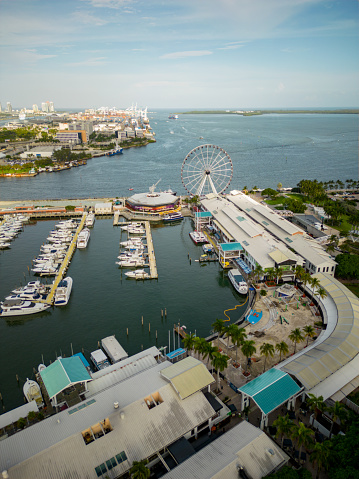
[
  {"left": 265, "top": 197, "right": 285, "bottom": 205},
  {"left": 345, "top": 284, "right": 359, "bottom": 298},
  {"left": 287, "top": 193, "right": 306, "bottom": 201},
  {"left": 332, "top": 215, "right": 353, "bottom": 236}
]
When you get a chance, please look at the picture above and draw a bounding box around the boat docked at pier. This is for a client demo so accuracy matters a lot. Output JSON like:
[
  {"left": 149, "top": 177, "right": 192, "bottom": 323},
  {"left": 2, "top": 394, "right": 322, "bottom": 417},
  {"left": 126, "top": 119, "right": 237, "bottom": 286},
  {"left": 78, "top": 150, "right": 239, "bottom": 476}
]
[
  {"left": 189, "top": 231, "right": 207, "bottom": 244},
  {"left": 0, "top": 299, "right": 50, "bottom": 317},
  {"left": 85, "top": 212, "right": 95, "bottom": 227},
  {"left": 90, "top": 349, "right": 111, "bottom": 371},
  {"left": 54, "top": 277, "right": 73, "bottom": 306},
  {"left": 125, "top": 269, "right": 150, "bottom": 280},
  {"left": 162, "top": 212, "right": 183, "bottom": 222},
  {"left": 116, "top": 257, "right": 146, "bottom": 267},
  {"left": 77, "top": 228, "right": 90, "bottom": 249},
  {"left": 228, "top": 268, "right": 248, "bottom": 295},
  {"left": 23, "top": 378, "right": 44, "bottom": 407}
]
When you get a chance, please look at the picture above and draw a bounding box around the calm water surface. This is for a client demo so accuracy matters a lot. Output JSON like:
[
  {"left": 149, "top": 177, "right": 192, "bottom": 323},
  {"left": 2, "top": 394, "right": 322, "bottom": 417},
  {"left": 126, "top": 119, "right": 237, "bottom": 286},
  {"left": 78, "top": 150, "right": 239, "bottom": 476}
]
[
  {"left": 0, "top": 218, "right": 246, "bottom": 411},
  {"left": 0, "top": 110, "right": 357, "bottom": 201}
]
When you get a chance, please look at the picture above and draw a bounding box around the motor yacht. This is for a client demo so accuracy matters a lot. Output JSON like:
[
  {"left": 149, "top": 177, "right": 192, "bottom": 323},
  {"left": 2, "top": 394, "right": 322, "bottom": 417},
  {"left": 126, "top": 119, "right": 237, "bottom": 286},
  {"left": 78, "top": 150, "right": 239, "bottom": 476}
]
[
  {"left": 0, "top": 299, "right": 50, "bottom": 317},
  {"left": 77, "top": 228, "right": 90, "bottom": 249},
  {"left": 228, "top": 268, "right": 248, "bottom": 295},
  {"left": 54, "top": 277, "right": 73, "bottom": 306},
  {"left": 125, "top": 269, "right": 150, "bottom": 280}
]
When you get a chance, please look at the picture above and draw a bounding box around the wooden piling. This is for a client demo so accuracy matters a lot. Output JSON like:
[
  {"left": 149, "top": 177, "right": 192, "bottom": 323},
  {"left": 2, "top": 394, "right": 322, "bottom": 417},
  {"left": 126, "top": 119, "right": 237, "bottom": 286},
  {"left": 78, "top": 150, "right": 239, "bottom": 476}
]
[
  {"left": 127, "top": 328, "right": 129, "bottom": 336},
  {"left": 141, "top": 316, "right": 143, "bottom": 325},
  {"left": 149, "top": 322, "right": 151, "bottom": 333}
]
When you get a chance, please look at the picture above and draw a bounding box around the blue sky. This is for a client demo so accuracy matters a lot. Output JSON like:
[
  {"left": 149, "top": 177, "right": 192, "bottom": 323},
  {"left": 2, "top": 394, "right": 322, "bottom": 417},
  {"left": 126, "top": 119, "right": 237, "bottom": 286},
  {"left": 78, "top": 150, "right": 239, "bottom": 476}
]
[{"left": 0, "top": 0, "right": 358, "bottom": 109}]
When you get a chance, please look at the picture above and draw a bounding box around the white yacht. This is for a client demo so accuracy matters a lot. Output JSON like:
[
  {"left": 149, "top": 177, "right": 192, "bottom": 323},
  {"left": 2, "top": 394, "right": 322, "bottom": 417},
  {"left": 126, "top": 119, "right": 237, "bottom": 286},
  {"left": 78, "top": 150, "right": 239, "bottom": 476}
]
[
  {"left": 77, "top": 228, "right": 90, "bottom": 249},
  {"left": 228, "top": 268, "right": 248, "bottom": 295},
  {"left": 54, "top": 277, "right": 73, "bottom": 306},
  {"left": 23, "top": 378, "right": 44, "bottom": 407},
  {"left": 189, "top": 231, "right": 207, "bottom": 244},
  {"left": 125, "top": 269, "right": 150, "bottom": 280},
  {"left": 116, "top": 258, "right": 146, "bottom": 267},
  {"left": 85, "top": 212, "right": 95, "bottom": 227},
  {"left": 0, "top": 299, "right": 50, "bottom": 317}
]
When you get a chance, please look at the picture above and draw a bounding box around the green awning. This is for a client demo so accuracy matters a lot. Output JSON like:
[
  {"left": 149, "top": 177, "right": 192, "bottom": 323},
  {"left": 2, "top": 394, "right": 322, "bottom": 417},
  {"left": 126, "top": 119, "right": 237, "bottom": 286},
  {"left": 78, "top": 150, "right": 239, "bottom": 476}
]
[
  {"left": 40, "top": 357, "right": 92, "bottom": 399},
  {"left": 239, "top": 369, "right": 301, "bottom": 415}
]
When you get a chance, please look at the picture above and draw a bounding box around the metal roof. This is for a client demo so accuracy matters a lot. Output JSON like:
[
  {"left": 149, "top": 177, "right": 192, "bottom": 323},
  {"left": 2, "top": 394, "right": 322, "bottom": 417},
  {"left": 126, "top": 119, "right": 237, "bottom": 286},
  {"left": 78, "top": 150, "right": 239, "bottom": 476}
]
[
  {"left": 40, "top": 357, "right": 92, "bottom": 400},
  {"left": 161, "top": 357, "right": 215, "bottom": 399},
  {"left": 160, "top": 421, "right": 289, "bottom": 479},
  {"left": 239, "top": 369, "right": 302, "bottom": 415},
  {"left": 195, "top": 211, "right": 213, "bottom": 218},
  {"left": 0, "top": 361, "right": 216, "bottom": 479},
  {"left": 279, "top": 273, "right": 359, "bottom": 397},
  {"left": 219, "top": 242, "right": 243, "bottom": 252},
  {"left": 101, "top": 335, "right": 128, "bottom": 362}
]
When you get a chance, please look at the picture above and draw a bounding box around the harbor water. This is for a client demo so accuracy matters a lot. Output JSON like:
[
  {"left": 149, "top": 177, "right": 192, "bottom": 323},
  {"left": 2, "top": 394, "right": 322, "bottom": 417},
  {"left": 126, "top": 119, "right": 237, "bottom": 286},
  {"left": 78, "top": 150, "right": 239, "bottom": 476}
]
[
  {"left": 0, "top": 217, "right": 247, "bottom": 411},
  {"left": 0, "top": 110, "right": 357, "bottom": 201},
  {"left": 0, "top": 110, "right": 358, "bottom": 412}
]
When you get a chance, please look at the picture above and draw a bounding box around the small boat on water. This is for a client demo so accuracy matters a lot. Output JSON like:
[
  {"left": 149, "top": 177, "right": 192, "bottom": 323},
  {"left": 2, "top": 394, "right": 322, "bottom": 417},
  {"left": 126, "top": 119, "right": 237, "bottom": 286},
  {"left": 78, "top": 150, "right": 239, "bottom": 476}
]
[
  {"left": 121, "top": 222, "right": 142, "bottom": 231},
  {"left": 77, "top": 228, "right": 90, "bottom": 249},
  {"left": 23, "top": 378, "right": 44, "bottom": 407},
  {"left": 0, "top": 299, "right": 50, "bottom": 317},
  {"left": 90, "top": 349, "right": 111, "bottom": 371},
  {"left": 125, "top": 269, "right": 150, "bottom": 280},
  {"left": 54, "top": 277, "right": 73, "bottom": 306},
  {"left": 202, "top": 243, "right": 215, "bottom": 254},
  {"left": 116, "top": 258, "right": 146, "bottom": 267},
  {"left": 162, "top": 212, "right": 183, "bottom": 222},
  {"left": 120, "top": 239, "right": 144, "bottom": 247},
  {"left": 189, "top": 231, "right": 207, "bottom": 244},
  {"left": 228, "top": 268, "right": 248, "bottom": 295},
  {"left": 85, "top": 212, "right": 95, "bottom": 227}
]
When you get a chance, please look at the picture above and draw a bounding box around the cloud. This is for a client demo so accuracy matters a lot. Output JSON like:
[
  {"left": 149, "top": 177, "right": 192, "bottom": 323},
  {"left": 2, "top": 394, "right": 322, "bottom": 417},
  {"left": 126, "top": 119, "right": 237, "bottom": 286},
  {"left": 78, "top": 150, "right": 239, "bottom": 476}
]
[
  {"left": 66, "top": 56, "right": 107, "bottom": 66},
  {"left": 217, "top": 43, "right": 246, "bottom": 51},
  {"left": 81, "top": 0, "right": 134, "bottom": 9},
  {"left": 276, "top": 82, "right": 285, "bottom": 92},
  {"left": 72, "top": 11, "right": 109, "bottom": 26},
  {"left": 160, "top": 50, "right": 212, "bottom": 60}
]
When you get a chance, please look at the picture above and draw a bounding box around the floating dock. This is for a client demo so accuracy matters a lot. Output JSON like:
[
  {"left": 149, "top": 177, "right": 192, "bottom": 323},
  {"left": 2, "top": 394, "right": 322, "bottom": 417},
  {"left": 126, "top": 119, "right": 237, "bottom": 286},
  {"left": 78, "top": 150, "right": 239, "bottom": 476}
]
[
  {"left": 174, "top": 324, "right": 187, "bottom": 340},
  {"left": 144, "top": 221, "right": 158, "bottom": 279},
  {"left": 43, "top": 213, "right": 87, "bottom": 304}
]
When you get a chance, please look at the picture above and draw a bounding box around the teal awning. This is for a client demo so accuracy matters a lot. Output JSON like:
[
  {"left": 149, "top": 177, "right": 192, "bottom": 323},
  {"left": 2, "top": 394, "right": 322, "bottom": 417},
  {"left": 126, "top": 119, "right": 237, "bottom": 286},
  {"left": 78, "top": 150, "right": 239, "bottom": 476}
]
[
  {"left": 40, "top": 357, "right": 92, "bottom": 399},
  {"left": 239, "top": 369, "right": 301, "bottom": 415},
  {"left": 195, "top": 212, "right": 212, "bottom": 218},
  {"left": 219, "top": 242, "right": 242, "bottom": 252}
]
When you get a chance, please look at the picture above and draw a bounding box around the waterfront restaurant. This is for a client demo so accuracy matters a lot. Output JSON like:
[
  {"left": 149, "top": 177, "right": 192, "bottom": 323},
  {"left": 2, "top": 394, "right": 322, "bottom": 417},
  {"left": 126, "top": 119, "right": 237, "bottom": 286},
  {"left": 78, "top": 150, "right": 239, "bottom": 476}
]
[{"left": 125, "top": 191, "right": 181, "bottom": 215}]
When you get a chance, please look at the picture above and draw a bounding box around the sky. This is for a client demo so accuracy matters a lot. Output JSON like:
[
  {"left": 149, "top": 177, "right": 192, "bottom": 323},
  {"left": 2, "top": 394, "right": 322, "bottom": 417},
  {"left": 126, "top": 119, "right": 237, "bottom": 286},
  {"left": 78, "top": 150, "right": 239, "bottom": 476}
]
[{"left": 0, "top": 0, "right": 358, "bottom": 109}]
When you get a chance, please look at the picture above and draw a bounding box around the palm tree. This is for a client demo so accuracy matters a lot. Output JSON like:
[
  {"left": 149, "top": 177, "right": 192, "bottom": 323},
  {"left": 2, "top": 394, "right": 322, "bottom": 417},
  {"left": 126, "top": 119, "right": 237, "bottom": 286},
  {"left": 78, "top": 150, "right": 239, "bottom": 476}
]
[
  {"left": 202, "top": 343, "right": 218, "bottom": 370},
  {"left": 274, "top": 267, "right": 283, "bottom": 284},
  {"left": 231, "top": 326, "right": 247, "bottom": 363},
  {"left": 212, "top": 352, "right": 229, "bottom": 391},
  {"left": 327, "top": 401, "right": 348, "bottom": 438},
  {"left": 241, "top": 340, "right": 256, "bottom": 373},
  {"left": 252, "top": 264, "right": 263, "bottom": 284},
  {"left": 309, "top": 276, "right": 320, "bottom": 305},
  {"left": 294, "top": 265, "right": 305, "bottom": 285},
  {"left": 310, "top": 441, "right": 332, "bottom": 479},
  {"left": 194, "top": 337, "right": 207, "bottom": 360},
  {"left": 260, "top": 342, "right": 275, "bottom": 372},
  {"left": 182, "top": 333, "right": 195, "bottom": 356},
  {"left": 291, "top": 422, "right": 314, "bottom": 461},
  {"left": 301, "top": 272, "right": 311, "bottom": 298},
  {"left": 275, "top": 341, "right": 289, "bottom": 362},
  {"left": 273, "top": 414, "right": 293, "bottom": 448},
  {"left": 130, "top": 460, "right": 150, "bottom": 479},
  {"left": 212, "top": 318, "right": 225, "bottom": 349},
  {"left": 306, "top": 393, "right": 326, "bottom": 420},
  {"left": 224, "top": 323, "right": 238, "bottom": 352},
  {"left": 315, "top": 286, "right": 327, "bottom": 315},
  {"left": 266, "top": 267, "right": 275, "bottom": 283},
  {"left": 303, "top": 325, "right": 315, "bottom": 347},
  {"left": 288, "top": 328, "right": 304, "bottom": 354}
]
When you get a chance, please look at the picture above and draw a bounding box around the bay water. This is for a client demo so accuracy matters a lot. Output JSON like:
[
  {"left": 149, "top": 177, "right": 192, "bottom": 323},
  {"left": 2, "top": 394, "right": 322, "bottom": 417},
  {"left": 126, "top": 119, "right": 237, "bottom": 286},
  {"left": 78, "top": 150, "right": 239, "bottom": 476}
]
[{"left": 0, "top": 110, "right": 357, "bottom": 412}]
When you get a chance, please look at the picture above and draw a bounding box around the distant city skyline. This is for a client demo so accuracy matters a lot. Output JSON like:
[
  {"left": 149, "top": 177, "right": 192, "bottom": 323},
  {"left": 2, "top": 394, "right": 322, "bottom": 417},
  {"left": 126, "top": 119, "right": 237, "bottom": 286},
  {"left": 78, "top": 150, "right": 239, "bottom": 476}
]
[{"left": 0, "top": 0, "right": 358, "bottom": 109}]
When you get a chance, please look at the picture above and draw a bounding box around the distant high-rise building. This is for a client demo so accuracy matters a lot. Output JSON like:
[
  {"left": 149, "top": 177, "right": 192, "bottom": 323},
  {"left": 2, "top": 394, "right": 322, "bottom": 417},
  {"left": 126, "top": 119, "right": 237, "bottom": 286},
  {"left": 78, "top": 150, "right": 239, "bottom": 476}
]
[
  {"left": 7, "top": 102, "right": 12, "bottom": 113},
  {"left": 33, "top": 104, "right": 39, "bottom": 113},
  {"left": 49, "top": 102, "right": 54, "bottom": 112},
  {"left": 0, "top": 102, "right": 2, "bottom": 113}
]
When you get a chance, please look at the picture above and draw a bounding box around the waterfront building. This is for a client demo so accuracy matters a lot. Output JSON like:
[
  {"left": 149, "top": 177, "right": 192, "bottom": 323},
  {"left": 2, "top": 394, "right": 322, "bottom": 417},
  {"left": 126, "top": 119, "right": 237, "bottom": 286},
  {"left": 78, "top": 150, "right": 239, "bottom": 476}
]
[
  {"left": 20, "top": 146, "right": 61, "bottom": 159},
  {"left": 6, "top": 102, "right": 12, "bottom": 113},
  {"left": 94, "top": 202, "right": 113, "bottom": 215},
  {"left": 201, "top": 194, "right": 302, "bottom": 279},
  {"left": 0, "top": 355, "right": 233, "bottom": 479},
  {"left": 201, "top": 191, "right": 336, "bottom": 278},
  {"left": 33, "top": 104, "right": 39, "bottom": 113},
  {"left": 125, "top": 191, "right": 180, "bottom": 216},
  {"left": 69, "top": 120, "right": 93, "bottom": 137},
  {"left": 56, "top": 130, "right": 87, "bottom": 144}
]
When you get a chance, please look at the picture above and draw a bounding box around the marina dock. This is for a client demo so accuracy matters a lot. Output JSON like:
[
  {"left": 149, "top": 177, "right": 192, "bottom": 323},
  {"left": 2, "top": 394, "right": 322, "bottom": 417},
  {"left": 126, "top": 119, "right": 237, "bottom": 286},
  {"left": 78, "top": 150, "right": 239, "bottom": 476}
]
[
  {"left": 174, "top": 324, "right": 187, "bottom": 340},
  {"left": 43, "top": 213, "right": 87, "bottom": 304},
  {"left": 144, "top": 221, "right": 158, "bottom": 279}
]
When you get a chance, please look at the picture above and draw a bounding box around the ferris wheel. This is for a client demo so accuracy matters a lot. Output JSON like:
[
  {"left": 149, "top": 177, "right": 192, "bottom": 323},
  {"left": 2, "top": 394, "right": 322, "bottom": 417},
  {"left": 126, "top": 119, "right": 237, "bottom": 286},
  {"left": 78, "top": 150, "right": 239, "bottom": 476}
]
[{"left": 181, "top": 144, "right": 233, "bottom": 196}]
